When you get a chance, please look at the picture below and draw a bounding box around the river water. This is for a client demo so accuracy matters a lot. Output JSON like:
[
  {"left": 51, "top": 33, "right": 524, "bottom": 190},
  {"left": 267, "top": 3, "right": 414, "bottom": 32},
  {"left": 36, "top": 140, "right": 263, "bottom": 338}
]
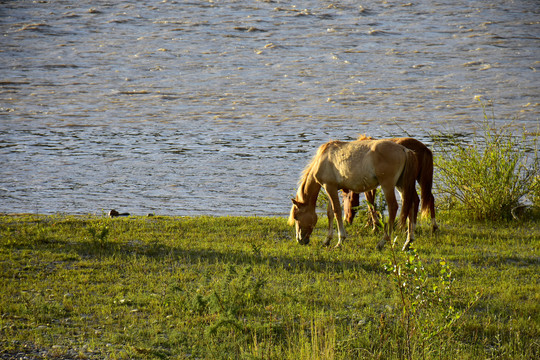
[{"left": 1, "top": 0, "right": 538, "bottom": 216}]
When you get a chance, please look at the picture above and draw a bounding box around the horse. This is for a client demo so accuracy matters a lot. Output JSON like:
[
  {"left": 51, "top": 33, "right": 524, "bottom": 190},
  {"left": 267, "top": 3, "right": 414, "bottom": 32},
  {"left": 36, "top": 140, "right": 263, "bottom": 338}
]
[
  {"left": 288, "top": 138, "right": 419, "bottom": 250},
  {"left": 342, "top": 136, "right": 438, "bottom": 233}
]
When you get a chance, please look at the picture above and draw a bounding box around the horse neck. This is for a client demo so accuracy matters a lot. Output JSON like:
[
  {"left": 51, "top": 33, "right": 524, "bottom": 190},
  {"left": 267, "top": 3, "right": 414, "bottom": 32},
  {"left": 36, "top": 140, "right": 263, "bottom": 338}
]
[{"left": 298, "top": 171, "right": 321, "bottom": 208}]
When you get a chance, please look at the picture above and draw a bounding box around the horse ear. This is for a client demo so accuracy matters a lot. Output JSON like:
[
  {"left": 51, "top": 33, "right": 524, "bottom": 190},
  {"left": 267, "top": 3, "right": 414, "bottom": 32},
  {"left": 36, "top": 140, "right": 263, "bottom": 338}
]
[{"left": 291, "top": 198, "right": 301, "bottom": 207}]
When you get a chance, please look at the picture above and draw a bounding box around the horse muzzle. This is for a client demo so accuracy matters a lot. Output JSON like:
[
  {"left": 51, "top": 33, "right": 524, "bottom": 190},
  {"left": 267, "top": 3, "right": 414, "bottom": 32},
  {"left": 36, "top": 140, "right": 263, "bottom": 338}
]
[{"left": 296, "top": 233, "right": 310, "bottom": 245}]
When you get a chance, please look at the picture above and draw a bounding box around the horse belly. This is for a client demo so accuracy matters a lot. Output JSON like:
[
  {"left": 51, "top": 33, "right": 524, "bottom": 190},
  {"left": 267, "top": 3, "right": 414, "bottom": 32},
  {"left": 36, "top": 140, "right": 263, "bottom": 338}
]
[
  {"left": 340, "top": 165, "right": 379, "bottom": 193},
  {"left": 343, "top": 176, "right": 378, "bottom": 193}
]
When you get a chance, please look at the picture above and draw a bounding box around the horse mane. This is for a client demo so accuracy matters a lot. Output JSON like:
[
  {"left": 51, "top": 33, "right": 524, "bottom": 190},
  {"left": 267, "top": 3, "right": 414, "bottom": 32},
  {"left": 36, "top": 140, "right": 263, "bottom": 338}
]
[
  {"left": 357, "top": 134, "right": 374, "bottom": 141},
  {"left": 296, "top": 141, "right": 339, "bottom": 200},
  {"left": 290, "top": 141, "right": 334, "bottom": 225}
]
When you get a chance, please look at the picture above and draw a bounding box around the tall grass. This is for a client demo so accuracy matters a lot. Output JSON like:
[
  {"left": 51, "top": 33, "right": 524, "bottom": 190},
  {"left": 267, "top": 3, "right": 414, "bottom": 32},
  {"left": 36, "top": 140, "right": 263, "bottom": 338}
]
[{"left": 434, "top": 102, "right": 539, "bottom": 220}]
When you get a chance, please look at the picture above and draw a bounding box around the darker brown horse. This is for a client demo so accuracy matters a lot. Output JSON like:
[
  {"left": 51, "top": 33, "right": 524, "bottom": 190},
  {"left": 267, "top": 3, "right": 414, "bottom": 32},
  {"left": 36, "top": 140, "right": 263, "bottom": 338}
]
[{"left": 342, "top": 137, "right": 438, "bottom": 233}]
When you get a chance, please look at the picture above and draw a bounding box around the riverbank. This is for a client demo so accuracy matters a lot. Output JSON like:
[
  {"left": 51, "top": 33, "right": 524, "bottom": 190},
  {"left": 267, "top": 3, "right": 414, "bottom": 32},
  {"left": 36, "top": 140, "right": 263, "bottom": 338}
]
[{"left": 1, "top": 213, "right": 538, "bottom": 359}]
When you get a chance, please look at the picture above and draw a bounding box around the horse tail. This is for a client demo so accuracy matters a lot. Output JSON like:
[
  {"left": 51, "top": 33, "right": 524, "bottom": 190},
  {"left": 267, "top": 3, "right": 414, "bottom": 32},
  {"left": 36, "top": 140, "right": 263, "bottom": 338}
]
[
  {"left": 399, "top": 149, "right": 418, "bottom": 229},
  {"left": 418, "top": 147, "right": 435, "bottom": 218}
]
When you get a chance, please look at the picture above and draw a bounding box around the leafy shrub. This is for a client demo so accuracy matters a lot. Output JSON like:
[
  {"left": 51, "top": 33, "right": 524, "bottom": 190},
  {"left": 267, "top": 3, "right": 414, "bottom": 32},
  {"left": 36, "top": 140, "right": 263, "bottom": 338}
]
[{"left": 434, "top": 103, "right": 539, "bottom": 220}]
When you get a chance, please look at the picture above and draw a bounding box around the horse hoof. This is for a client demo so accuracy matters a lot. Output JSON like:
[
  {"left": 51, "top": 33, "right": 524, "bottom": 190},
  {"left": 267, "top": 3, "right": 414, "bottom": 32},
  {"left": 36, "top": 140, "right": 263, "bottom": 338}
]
[{"left": 402, "top": 240, "right": 412, "bottom": 251}]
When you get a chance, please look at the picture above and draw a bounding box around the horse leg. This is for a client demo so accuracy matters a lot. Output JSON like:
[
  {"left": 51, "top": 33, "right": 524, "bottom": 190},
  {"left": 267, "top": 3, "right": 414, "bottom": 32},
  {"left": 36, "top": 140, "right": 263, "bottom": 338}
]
[
  {"left": 402, "top": 190, "right": 419, "bottom": 251},
  {"left": 342, "top": 190, "right": 360, "bottom": 225},
  {"left": 323, "top": 201, "right": 334, "bottom": 247},
  {"left": 430, "top": 199, "right": 439, "bottom": 233},
  {"left": 431, "top": 218, "right": 439, "bottom": 233},
  {"left": 324, "top": 185, "right": 347, "bottom": 248},
  {"left": 377, "top": 185, "right": 398, "bottom": 250},
  {"left": 365, "top": 189, "right": 379, "bottom": 232}
]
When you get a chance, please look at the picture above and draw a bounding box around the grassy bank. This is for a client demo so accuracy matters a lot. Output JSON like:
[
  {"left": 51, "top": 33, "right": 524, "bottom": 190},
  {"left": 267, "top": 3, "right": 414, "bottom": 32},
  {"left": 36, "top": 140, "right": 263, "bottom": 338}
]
[{"left": 0, "top": 213, "right": 539, "bottom": 359}]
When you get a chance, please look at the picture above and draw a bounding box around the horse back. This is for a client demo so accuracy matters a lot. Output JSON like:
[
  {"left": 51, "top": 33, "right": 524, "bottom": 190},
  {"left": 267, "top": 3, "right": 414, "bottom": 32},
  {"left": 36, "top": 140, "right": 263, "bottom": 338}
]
[
  {"left": 393, "top": 137, "right": 431, "bottom": 166},
  {"left": 370, "top": 139, "right": 409, "bottom": 184},
  {"left": 314, "top": 139, "right": 407, "bottom": 193}
]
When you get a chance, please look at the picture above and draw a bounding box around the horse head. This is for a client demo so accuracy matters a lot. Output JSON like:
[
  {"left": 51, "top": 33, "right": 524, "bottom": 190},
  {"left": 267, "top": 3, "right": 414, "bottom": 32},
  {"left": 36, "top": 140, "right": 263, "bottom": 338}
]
[
  {"left": 342, "top": 189, "right": 359, "bottom": 224},
  {"left": 289, "top": 198, "right": 318, "bottom": 245}
]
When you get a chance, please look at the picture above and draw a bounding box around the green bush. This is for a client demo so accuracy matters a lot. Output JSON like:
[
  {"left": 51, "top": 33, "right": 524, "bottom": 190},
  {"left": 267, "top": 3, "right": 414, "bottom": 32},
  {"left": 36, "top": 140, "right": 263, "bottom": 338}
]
[{"left": 434, "top": 103, "right": 539, "bottom": 220}]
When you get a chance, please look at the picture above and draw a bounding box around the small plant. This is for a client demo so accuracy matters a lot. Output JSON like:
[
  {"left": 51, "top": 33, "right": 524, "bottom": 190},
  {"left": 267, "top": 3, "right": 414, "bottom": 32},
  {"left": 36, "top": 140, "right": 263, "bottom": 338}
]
[
  {"left": 87, "top": 223, "right": 110, "bottom": 249},
  {"left": 366, "top": 190, "right": 388, "bottom": 232},
  {"left": 434, "top": 101, "right": 539, "bottom": 220},
  {"left": 191, "top": 265, "right": 267, "bottom": 337},
  {"left": 250, "top": 242, "right": 262, "bottom": 260},
  {"left": 530, "top": 174, "right": 540, "bottom": 208},
  {"left": 383, "top": 238, "right": 479, "bottom": 359}
]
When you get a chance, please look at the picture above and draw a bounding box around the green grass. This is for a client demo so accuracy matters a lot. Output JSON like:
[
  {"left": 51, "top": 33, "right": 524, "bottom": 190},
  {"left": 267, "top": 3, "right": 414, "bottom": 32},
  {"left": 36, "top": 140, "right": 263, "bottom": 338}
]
[{"left": 0, "top": 213, "right": 539, "bottom": 359}]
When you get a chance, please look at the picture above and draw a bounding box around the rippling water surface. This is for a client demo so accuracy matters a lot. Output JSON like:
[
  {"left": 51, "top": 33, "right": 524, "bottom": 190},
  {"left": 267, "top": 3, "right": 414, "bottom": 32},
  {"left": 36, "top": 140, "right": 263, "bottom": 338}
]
[{"left": 1, "top": 0, "right": 538, "bottom": 216}]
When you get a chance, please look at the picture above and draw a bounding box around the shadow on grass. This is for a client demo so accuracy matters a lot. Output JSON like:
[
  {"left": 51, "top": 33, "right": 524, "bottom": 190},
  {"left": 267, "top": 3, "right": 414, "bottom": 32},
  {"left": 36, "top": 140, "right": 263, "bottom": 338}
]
[
  {"left": 1, "top": 216, "right": 396, "bottom": 283},
  {"left": 83, "top": 239, "right": 385, "bottom": 275}
]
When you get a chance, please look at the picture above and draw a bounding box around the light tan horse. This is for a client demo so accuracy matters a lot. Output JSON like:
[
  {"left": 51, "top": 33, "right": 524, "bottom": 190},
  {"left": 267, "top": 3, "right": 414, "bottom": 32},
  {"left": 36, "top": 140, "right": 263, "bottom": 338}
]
[
  {"left": 342, "top": 136, "right": 438, "bottom": 233},
  {"left": 288, "top": 139, "right": 418, "bottom": 250}
]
